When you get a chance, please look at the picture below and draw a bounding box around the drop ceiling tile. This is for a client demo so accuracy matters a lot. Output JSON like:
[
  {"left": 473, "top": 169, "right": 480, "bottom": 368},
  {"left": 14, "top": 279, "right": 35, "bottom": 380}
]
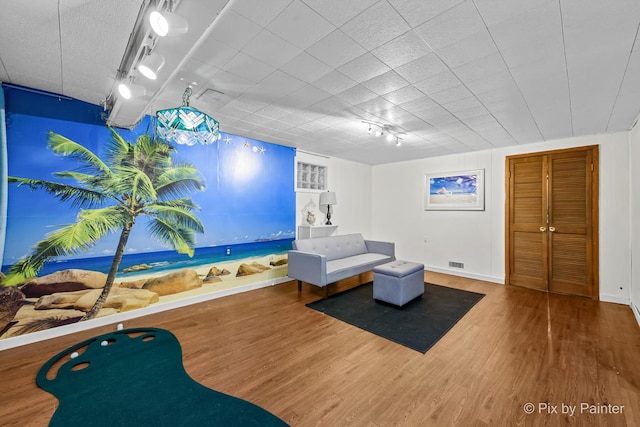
[
  {"left": 436, "top": 30, "right": 498, "bottom": 69},
  {"left": 399, "top": 96, "right": 440, "bottom": 114},
  {"left": 306, "top": 29, "right": 367, "bottom": 68},
  {"left": 388, "top": 0, "right": 467, "bottom": 27},
  {"left": 356, "top": 96, "right": 396, "bottom": 115},
  {"left": 175, "top": 58, "right": 220, "bottom": 86},
  {"left": 223, "top": 52, "right": 276, "bottom": 83},
  {"left": 231, "top": 0, "right": 293, "bottom": 26},
  {"left": 414, "top": 1, "right": 485, "bottom": 51},
  {"left": 303, "top": 0, "right": 378, "bottom": 27},
  {"left": 371, "top": 30, "right": 433, "bottom": 69},
  {"left": 310, "top": 96, "right": 351, "bottom": 115},
  {"left": 395, "top": 53, "right": 449, "bottom": 84},
  {"left": 217, "top": 104, "right": 252, "bottom": 119},
  {"left": 341, "top": 1, "right": 410, "bottom": 51},
  {"left": 250, "top": 70, "right": 306, "bottom": 97},
  {"left": 208, "top": 69, "right": 257, "bottom": 96},
  {"left": 361, "top": 71, "right": 409, "bottom": 96},
  {"left": 244, "top": 113, "right": 276, "bottom": 126},
  {"left": 281, "top": 51, "right": 333, "bottom": 83},
  {"left": 255, "top": 104, "right": 293, "bottom": 120},
  {"left": 413, "top": 70, "right": 461, "bottom": 95},
  {"left": 487, "top": 1, "right": 561, "bottom": 52},
  {"left": 267, "top": 0, "right": 335, "bottom": 50},
  {"left": 382, "top": 85, "right": 426, "bottom": 105},
  {"left": 452, "top": 105, "right": 490, "bottom": 120},
  {"left": 242, "top": 29, "right": 303, "bottom": 68},
  {"left": 193, "top": 36, "right": 239, "bottom": 67},
  {"left": 283, "top": 84, "right": 331, "bottom": 109},
  {"left": 474, "top": 0, "right": 556, "bottom": 27},
  {"left": 428, "top": 85, "right": 473, "bottom": 104},
  {"left": 338, "top": 53, "right": 391, "bottom": 82},
  {"left": 443, "top": 96, "right": 484, "bottom": 113},
  {"left": 311, "top": 70, "right": 358, "bottom": 94},
  {"left": 452, "top": 52, "right": 511, "bottom": 87},
  {"left": 227, "top": 94, "right": 270, "bottom": 113},
  {"left": 336, "top": 84, "right": 379, "bottom": 104},
  {"left": 281, "top": 113, "right": 313, "bottom": 126},
  {"left": 209, "top": 10, "right": 263, "bottom": 50}
]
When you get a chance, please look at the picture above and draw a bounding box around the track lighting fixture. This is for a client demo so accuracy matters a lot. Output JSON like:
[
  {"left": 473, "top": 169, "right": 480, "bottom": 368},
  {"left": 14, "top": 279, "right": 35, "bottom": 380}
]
[
  {"left": 118, "top": 81, "right": 146, "bottom": 99},
  {"left": 361, "top": 120, "right": 403, "bottom": 147},
  {"left": 138, "top": 52, "right": 165, "bottom": 80},
  {"left": 150, "top": 10, "right": 189, "bottom": 37}
]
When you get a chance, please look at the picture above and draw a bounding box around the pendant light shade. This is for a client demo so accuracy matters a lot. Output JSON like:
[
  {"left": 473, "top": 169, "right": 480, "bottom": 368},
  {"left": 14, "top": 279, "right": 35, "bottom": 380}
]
[{"left": 156, "top": 87, "right": 220, "bottom": 145}]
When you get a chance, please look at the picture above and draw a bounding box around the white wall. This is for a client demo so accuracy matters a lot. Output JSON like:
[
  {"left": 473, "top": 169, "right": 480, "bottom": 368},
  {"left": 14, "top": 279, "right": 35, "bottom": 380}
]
[
  {"left": 295, "top": 151, "right": 373, "bottom": 239},
  {"left": 630, "top": 124, "right": 640, "bottom": 322},
  {"left": 372, "top": 132, "right": 631, "bottom": 302}
]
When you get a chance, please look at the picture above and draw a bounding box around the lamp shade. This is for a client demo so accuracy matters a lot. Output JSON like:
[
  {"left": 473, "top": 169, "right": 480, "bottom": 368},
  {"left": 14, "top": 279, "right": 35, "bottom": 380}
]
[
  {"left": 156, "top": 106, "right": 220, "bottom": 145},
  {"left": 319, "top": 191, "right": 337, "bottom": 206},
  {"left": 155, "top": 86, "right": 220, "bottom": 146}
]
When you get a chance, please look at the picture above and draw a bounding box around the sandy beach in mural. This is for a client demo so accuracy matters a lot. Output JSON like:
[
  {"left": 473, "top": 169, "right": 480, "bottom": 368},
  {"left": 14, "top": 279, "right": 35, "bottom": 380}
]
[
  {"left": 138, "top": 253, "right": 289, "bottom": 303},
  {"left": 0, "top": 253, "right": 289, "bottom": 340}
]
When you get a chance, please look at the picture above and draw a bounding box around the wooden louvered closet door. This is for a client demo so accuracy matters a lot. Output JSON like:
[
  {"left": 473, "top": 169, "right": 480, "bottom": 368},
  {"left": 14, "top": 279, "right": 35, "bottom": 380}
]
[{"left": 506, "top": 146, "right": 599, "bottom": 299}]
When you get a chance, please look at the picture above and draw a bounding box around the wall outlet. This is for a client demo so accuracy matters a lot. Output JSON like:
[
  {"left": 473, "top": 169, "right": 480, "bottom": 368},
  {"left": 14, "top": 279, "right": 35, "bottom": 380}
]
[{"left": 449, "top": 261, "right": 464, "bottom": 268}]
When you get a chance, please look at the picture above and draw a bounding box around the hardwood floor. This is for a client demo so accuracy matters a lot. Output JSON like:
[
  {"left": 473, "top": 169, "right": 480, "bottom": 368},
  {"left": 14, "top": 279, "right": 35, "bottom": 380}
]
[{"left": 1, "top": 272, "right": 639, "bottom": 426}]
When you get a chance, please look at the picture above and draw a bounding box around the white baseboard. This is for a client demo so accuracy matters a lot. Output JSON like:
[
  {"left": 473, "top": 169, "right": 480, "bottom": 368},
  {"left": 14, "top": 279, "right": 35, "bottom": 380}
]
[
  {"left": 423, "top": 265, "right": 504, "bottom": 284},
  {"left": 0, "top": 277, "right": 290, "bottom": 352},
  {"left": 632, "top": 301, "right": 640, "bottom": 328},
  {"left": 599, "top": 294, "right": 630, "bottom": 305}
]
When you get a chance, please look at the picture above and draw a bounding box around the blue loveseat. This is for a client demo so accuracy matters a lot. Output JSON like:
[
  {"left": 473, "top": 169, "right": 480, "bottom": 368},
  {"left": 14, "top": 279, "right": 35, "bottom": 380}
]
[{"left": 288, "top": 233, "right": 395, "bottom": 298}]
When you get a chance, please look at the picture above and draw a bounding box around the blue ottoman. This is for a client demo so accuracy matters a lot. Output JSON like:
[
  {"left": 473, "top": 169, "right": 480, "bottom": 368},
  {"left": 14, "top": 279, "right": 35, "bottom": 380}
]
[{"left": 373, "top": 260, "right": 424, "bottom": 307}]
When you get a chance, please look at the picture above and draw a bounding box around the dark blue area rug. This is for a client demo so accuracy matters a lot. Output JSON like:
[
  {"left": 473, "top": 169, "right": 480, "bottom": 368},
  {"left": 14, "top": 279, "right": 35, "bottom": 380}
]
[{"left": 306, "top": 282, "right": 484, "bottom": 353}]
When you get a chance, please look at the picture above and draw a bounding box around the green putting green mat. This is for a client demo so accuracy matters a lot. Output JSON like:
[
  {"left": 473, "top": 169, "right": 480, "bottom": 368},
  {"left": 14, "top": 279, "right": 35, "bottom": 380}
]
[{"left": 37, "top": 327, "right": 288, "bottom": 426}]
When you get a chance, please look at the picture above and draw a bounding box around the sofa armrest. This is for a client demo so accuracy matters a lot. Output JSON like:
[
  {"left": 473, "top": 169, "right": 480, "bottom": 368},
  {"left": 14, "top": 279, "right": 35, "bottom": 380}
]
[
  {"left": 364, "top": 240, "right": 395, "bottom": 259},
  {"left": 287, "top": 250, "right": 328, "bottom": 287}
]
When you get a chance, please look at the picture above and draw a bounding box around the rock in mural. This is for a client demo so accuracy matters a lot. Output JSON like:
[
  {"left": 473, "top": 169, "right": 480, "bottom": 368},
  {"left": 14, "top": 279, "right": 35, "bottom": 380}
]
[
  {"left": 20, "top": 269, "right": 108, "bottom": 298},
  {"left": 236, "top": 262, "right": 271, "bottom": 277},
  {"left": 0, "top": 287, "right": 26, "bottom": 336},
  {"left": 142, "top": 269, "right": 202, "bottom": 296},
  {"left": 35, "top": 288, "right": 159, "bottom": 312}
]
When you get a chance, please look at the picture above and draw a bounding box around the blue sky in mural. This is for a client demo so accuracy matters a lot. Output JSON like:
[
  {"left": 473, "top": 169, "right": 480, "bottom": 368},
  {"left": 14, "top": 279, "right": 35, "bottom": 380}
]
[{"left": 2, "top": 88, "right": 295, "bottom": 265}]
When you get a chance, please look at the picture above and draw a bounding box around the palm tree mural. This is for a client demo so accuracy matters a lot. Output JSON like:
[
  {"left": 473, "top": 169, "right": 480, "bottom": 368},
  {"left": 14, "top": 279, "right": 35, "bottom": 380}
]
[{"left": 3, "top": 128, "right": 206, "bottom": 320}]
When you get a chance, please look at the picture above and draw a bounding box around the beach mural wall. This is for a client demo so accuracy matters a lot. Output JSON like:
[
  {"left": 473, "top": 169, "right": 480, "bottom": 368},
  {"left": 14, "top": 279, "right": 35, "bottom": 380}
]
[{"left": 0, "top": 84, "right": 295, "bottom": 342}]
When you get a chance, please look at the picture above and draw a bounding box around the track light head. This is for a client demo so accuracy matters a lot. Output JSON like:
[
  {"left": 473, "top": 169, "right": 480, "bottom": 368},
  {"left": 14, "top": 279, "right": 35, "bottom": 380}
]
[
  {"left": 150, "top": 11, "right": 189, "bottom": 37},
  {"left": 138, "top": 52, "right": 166, "bottom": 80},
  {"left": 118, "top": 81, "right": 146, "bottom": 99}
]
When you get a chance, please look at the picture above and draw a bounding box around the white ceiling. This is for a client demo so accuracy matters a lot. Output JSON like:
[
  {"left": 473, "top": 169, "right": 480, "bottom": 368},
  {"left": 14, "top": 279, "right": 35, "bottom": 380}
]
[{"left": 2, "top": 0, "right": 640, "bottom": 165}]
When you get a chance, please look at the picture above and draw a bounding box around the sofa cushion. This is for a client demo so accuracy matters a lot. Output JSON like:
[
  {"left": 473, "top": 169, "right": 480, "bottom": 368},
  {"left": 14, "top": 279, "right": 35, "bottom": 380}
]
[
  {"left": 293, "top": 233, "right": 368, "bottom": 261},
  {"left": 326, "top": 253, "right": 392, "bottom": 283}
]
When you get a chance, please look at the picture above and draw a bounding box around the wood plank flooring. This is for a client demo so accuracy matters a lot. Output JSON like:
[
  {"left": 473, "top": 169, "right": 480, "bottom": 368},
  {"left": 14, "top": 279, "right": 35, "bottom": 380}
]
[{"left": 1, "top": 271, "right": 639, "bottom": 426}]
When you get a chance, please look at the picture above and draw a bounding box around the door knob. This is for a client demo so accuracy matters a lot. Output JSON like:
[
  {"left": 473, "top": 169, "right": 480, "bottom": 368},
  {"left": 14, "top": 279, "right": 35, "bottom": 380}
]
[
  {"left": 549, "top": 226, "right": 556, "bottom": 232},
  {"left": 540, "top": 226, "right": 546, "bottom": 232}
]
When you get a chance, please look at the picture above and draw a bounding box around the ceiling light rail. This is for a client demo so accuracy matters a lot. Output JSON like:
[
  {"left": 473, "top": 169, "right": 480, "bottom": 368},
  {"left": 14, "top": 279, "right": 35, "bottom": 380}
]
[
  {"left": 361, "top": 120, "right": 403, "bottom": 146},
  {"left": 105, "top": 0, "right": 186, "bottom": 116}
]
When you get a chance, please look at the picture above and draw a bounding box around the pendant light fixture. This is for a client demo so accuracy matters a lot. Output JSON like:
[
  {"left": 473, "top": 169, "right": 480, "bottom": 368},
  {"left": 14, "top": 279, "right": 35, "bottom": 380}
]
[{"left": 156, "top": 86, "right": 220, "bottom": 146}]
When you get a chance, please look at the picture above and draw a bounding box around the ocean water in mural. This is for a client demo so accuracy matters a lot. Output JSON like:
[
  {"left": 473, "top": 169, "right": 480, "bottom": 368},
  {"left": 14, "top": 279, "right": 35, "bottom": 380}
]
[{"left": 0, "top": 85, "right": 295, "bottom": 341}]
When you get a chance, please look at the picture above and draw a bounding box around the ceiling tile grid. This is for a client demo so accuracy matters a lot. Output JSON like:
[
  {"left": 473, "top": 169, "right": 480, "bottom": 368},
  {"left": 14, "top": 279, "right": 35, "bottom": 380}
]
[{"left": 2, "top": 0, "right": 640, "bottom": 164}]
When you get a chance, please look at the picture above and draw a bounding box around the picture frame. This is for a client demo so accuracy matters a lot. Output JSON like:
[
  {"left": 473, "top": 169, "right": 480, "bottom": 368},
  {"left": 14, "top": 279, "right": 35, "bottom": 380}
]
[{"left": 424, "top": 169, "right": 485, "bottom": 211}]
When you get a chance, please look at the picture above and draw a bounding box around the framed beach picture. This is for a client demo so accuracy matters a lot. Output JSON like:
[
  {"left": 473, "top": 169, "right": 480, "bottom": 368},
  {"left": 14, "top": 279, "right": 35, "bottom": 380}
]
[{"left": 424, "top": 169, "right": 485, "bottom": 211}]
